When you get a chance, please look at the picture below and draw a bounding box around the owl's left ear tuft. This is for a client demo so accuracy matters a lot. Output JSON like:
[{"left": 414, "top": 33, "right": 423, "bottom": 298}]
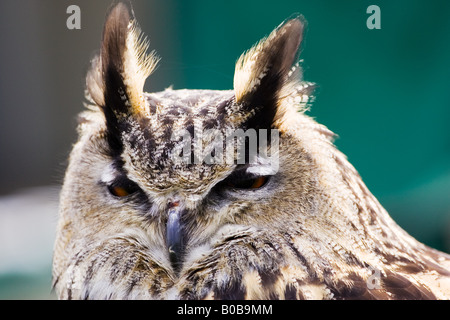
[{"left": 233, "top": 16, "right": 305, "bottom": 129}]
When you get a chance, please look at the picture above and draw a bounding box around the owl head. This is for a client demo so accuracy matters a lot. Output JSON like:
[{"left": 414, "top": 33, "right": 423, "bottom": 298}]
[
  {"left": 76, "top": 3, "right": 314, "bottom": 263},
  {"left": 53, "top": 2, "right": 450, "bottom": 300}
]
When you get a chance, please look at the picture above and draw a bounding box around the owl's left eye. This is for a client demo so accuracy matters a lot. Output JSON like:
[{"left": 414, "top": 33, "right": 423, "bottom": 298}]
[
  {"left": 222, "top": 168, "right": 271, "bottom": 190},
  {"left": 226, "top": 176, "right": 269, "bottom": 189}
]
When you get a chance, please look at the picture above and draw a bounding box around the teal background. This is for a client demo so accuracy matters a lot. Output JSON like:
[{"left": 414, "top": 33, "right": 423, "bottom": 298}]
[{"left": 0, "top": 0, "right": 449, "bottom": 299}]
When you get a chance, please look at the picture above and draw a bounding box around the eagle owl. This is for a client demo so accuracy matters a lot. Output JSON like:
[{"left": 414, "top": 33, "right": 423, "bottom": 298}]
[{"left": 52, "top": 2, "right": 450, "bottom": 299}]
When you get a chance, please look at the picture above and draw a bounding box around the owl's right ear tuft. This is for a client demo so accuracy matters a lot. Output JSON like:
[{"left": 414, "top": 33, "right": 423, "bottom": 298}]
[
  {"left": 85, "top": 2, "right": 159, "bottom": 156},
  {"left": 85, "top": 1, "right": 159, "bottom": 116}
]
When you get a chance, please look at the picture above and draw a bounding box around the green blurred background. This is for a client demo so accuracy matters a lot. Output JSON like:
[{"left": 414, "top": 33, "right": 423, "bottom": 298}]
[{"left": 0, "top": 0, "right": 449, "bottom": 299}]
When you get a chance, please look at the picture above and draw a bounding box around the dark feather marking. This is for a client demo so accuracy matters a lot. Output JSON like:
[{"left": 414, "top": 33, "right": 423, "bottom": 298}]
[
  {"left": 216, "top": 98, "right": 231, "bottom": 123},
  {"left": 295, "top": 287, "right": 306, "bottom": 300},
  {"left": 109, "top": 249, "right": 138, "bottom": 283},
  {"left": 199, "top": 107, "right": 210, "bottom": 117},
  {"left": 82, "top": 289, "right": 90, "bottom": 300},
  {"left": 125, "top": 272, "right": 144, "bottom": 298},
  {"left": 97, "top": 3, "right": 135, "bottom": 156},
  {"left": 51, "top": 275, "right": 59, "bottom": 291},
  {"left": 263, "top": 275, "right": 283, "bottom": 300},
  {"left": 109, "top": 255, "right": 122, "bottom": 283},
  {"left": 180, "top": 256, "right": 219, "bottom": 299},
  {"left": 282, "top": 233, "right": 318, "bottom": 281},
  {"left": 241, "top": 73, "right": 281, "bottom": 131},
  {"left": 213, "top": 278, "right": 246, "bottom": 300},
  {"left": 202, "top": 117, "right": 218, "bottom": 131},
  {"left": 103, "top": 107, "right": 126, "bottom": 157},
  {"left": 67, "top": 287, "right": 73, "bottom": 300},
  {"left": 327, "top": 272, "right": 388, "bottom": 300},
  {"left": 159, "top": 115, "right": 176, "bottom": 128},
  {"left": 340, "top": 247, "right": 369, "bottom": 269},
  {"left": 399, "top": 263, "right": 426, "bottom": 274},
  {"left": 185, "top": 123, "right": 194, "bottom": 137},
  {"left": 148, "top": 102, "right": 157, "bottom": 114},
  {"left": 258, "top": 269, "right": 282, "bottom": 299},
  {"left": 166, "top": 106, "right": 182, "bottom": 117},
  {"left": 284, "top": 284, "right": 298, "bottom": 300},
  {"left": 382, "top": 270, "right": 436, "bottom": 300}
]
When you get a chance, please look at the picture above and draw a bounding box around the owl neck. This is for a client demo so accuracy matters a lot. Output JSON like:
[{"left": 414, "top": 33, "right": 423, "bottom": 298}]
[{"left": 292, "top": 114, "right": 437, "bottom": 269}]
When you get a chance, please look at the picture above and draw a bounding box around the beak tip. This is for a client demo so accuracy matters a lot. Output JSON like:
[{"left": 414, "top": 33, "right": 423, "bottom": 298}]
[{"left": 166, "top": 206, "right": 185, "bottom": 272}]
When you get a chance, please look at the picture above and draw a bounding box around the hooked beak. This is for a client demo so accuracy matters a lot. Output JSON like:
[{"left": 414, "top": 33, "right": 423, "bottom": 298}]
[{"left": 166, "top": 202, "right": 185, "bottom": 272}]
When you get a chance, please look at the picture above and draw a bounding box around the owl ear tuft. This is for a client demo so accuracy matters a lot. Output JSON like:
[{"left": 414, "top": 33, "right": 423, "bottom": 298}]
[
  {"left": 86, "top": 1, "right": 159, "bottom": 116},
  {"left": 233, "top": 16, "right": 305, "bottom": 129}
]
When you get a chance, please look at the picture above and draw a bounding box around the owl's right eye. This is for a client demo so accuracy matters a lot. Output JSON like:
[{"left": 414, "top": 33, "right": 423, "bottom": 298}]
[
  {"left": 107, "top": 176, "right": 140, "bottom": 198},
  {"left": 108, "top": 185, "right": 131, "bottom": 197}
]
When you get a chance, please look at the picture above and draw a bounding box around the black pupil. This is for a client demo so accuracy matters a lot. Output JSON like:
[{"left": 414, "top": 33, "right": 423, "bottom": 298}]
[
  {"left": 229, "top": 178, "right": 259, "bottom": 189},
  {"left": 223, "top": 168, "right": 269, "bottom": 189}
]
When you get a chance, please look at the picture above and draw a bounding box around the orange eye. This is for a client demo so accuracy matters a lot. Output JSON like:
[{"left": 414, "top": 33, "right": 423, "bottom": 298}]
[
  {"left": 227, "top": 176, "right": 269, "bottom": 189},
  {"left": 249, "top": 176, "right": 267, "bottom": 189},
  {"left": 107, "top": 176, "right": 141, "bottom": 198},
  {"left": 109, "top": 186, "right": 131, "bottom": 197}
]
